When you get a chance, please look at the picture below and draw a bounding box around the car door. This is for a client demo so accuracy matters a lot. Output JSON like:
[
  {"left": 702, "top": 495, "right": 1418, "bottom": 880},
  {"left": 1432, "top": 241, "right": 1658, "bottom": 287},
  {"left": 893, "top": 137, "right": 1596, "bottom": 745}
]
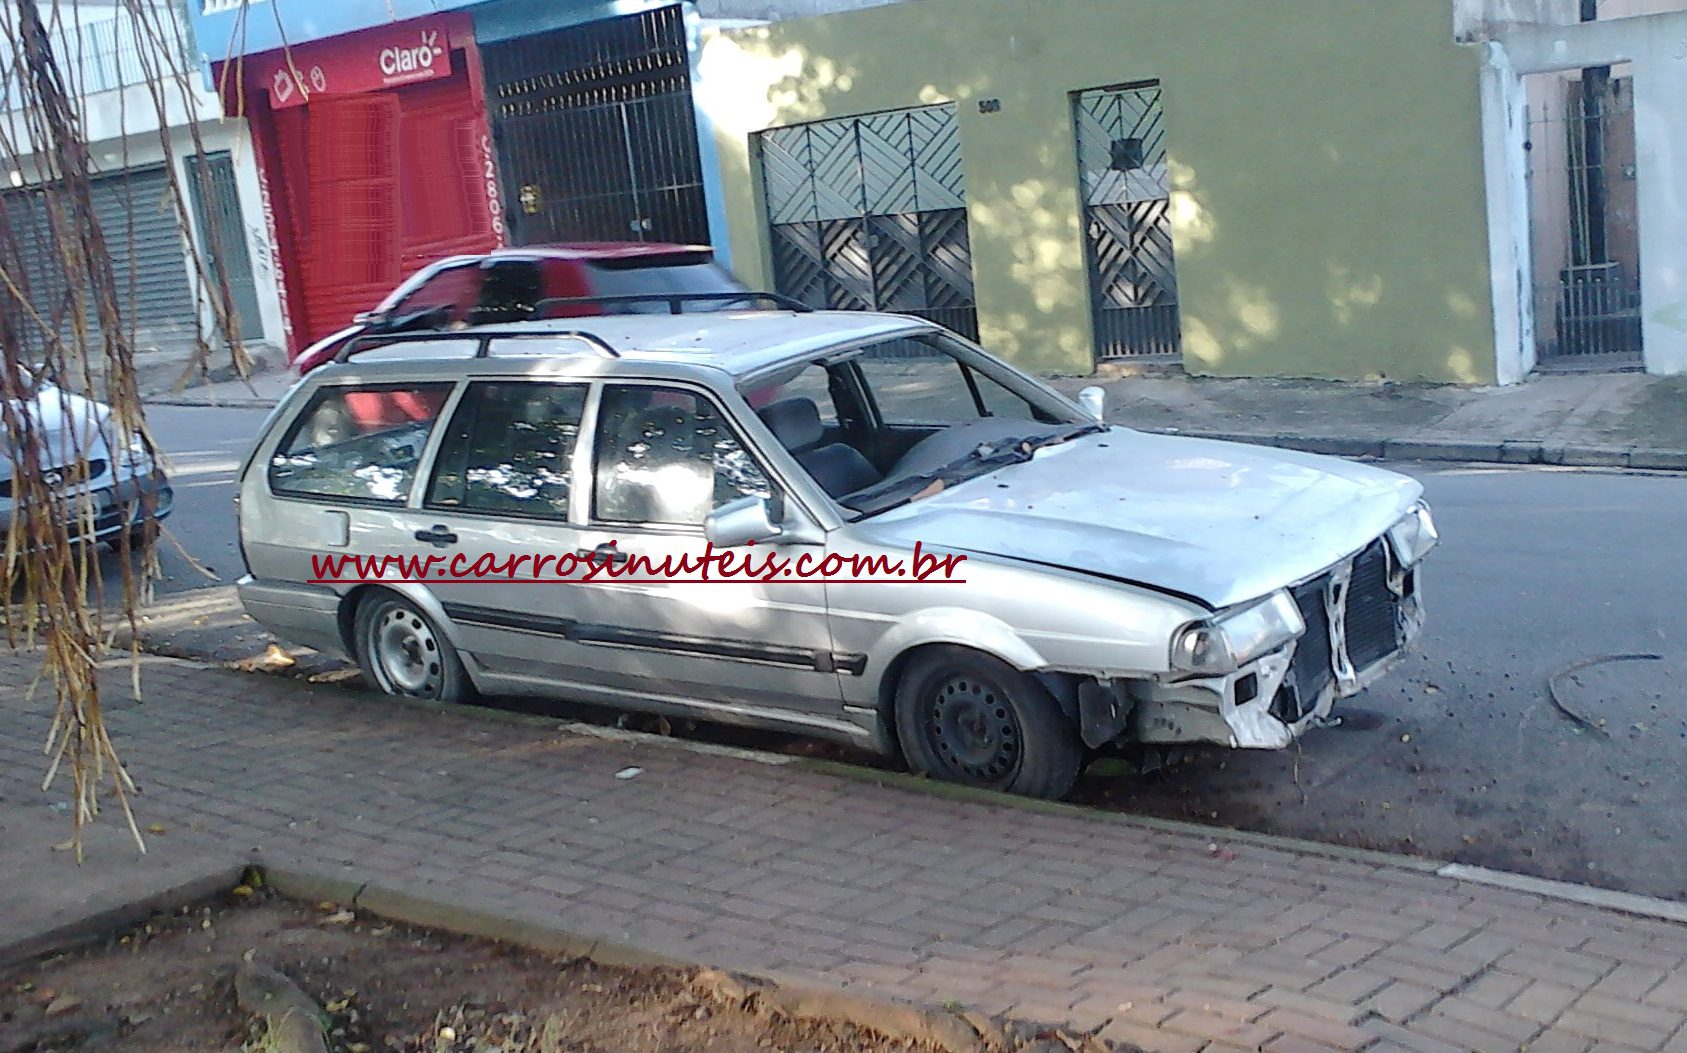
[
  {"left": 394, "top": 377, "right": 602, "bottom": 688},
  {"left": 255, "top": 378, "right": 458, "bottom": 596},
  {"left": 569, "top": 381, "right": 846, "bottom": 720}
]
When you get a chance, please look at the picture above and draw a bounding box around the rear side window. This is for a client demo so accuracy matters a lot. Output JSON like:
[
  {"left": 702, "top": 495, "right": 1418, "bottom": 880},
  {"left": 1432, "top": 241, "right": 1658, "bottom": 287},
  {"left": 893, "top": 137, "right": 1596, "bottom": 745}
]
[
  {"left": 585, "top": 261, "right": 745, "bottom": 313},
  {"left": 426, "top": 381, "right": 587, "bottom": 520},
  {"left": 269, "top": 383, "right": 453, "bottom": 504}
]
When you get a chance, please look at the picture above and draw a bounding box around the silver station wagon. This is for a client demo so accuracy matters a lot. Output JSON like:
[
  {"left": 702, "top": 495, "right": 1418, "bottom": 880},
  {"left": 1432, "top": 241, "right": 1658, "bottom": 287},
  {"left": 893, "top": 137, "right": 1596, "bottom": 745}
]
[{"left": 237, "top": 296, "right": 1436, "bottom": 799}]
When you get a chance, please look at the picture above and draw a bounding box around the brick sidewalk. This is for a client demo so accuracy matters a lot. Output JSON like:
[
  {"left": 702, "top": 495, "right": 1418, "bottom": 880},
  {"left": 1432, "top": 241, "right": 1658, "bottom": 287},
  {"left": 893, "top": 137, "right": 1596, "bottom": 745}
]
[{"left": 4, "top": 653, "right": 1686, "bottom": 1053}]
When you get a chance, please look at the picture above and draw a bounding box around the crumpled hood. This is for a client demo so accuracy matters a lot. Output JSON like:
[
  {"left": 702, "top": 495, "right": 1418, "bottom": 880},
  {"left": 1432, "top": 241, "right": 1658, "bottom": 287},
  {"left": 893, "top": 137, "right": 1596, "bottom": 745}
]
[
  {"left": 0, "top": 385, "right": 112, "bottom": 480},
  {"left": 855, "top": 429, "right": 1422, "bottom": 610}
]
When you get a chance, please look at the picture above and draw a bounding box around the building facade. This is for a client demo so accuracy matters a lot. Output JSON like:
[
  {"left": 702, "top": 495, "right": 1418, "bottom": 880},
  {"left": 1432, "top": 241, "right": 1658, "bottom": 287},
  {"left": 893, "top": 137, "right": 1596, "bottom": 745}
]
[
  {"left": 703, "top": 0, "right": 1687, "bottom": 383},
  {"left": 190, "top": 0, "right": 735, "bottom": 357},
  {"left": 0, "top": 0, "right": 286, "bottom": 360}
]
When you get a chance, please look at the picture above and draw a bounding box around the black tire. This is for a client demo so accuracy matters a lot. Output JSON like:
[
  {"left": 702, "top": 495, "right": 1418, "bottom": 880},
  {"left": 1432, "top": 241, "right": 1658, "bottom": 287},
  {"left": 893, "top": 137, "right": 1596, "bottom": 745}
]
[
  {"left": 352, "top": 591, "right": 473, "bottom": 703},
  {"left": 893, "top": 646, "right": 1083, "bottom": 799}
]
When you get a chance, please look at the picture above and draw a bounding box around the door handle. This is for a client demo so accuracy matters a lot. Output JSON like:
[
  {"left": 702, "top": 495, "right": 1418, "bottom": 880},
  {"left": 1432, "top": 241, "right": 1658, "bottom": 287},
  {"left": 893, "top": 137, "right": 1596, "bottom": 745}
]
[
  {"left": 414, "top": 525, "right": 458, "bottom": 547},
  {"left": 577, "top": 543, "right": 629, "bottom": 566}
]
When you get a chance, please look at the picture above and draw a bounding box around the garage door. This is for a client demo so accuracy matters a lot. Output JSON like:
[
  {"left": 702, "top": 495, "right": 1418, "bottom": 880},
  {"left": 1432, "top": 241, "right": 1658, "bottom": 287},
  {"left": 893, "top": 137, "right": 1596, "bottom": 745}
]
[
  {"left": 0, "top": 164, "right": 197, "bottom": 354},
  {"left": 756, "top": 104, "right": 978, "bottom": 340}
]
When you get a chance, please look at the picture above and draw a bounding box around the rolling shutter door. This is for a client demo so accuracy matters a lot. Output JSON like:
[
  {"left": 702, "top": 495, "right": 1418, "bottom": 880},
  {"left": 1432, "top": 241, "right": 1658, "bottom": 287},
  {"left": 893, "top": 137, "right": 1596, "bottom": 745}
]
[{"left": 0, "top": 164, "right": 196, "bottom": 352}]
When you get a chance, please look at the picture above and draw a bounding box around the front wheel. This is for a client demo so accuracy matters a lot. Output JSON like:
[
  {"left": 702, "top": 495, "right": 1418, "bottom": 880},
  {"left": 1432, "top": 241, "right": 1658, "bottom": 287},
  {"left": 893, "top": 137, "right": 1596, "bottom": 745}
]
[
  {"left": 893, "top": 646, "right": 1083, "bottom": 799},
  {"left": 353, "top": 592, "right": 473, "bottom": 703}
]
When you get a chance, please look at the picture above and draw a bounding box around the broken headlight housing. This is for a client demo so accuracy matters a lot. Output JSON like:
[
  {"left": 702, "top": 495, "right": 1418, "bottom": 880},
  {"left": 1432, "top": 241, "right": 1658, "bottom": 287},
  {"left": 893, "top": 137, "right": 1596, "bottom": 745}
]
[
  {"left": 1386, "top": 500, "right": 1438, "bottom": 567},
  {"left": 1170, "top": 590, "right": 1305, "bottom": 675}
]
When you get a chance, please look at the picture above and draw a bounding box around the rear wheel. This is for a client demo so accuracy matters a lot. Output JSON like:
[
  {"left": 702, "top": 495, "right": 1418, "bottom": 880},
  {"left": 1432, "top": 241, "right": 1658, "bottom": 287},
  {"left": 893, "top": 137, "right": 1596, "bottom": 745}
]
[
  {"left": 893, "top": 646, "right": 1083, "bottom": 799},
  {"left": 353, "top": 592, "right": 472, "bottom": 703}
]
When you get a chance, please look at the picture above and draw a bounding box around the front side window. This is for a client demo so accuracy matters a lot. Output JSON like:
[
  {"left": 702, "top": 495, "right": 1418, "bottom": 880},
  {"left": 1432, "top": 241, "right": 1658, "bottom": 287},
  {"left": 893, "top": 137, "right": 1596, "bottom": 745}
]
[
  {"left": 427, "top": 382, "right": 586, "bottom": 520},
  {"left": 269, "top": 383, "right": 453, "bottom": 504},
  {"left": 470, "top": 260, "right": 543, "bottom": 325},
  {"left": 593, "top": 385, "right": 770, "bottom": 527},
  {"left": 855, "top": 336, "right": 1046, "bottom": 425}
]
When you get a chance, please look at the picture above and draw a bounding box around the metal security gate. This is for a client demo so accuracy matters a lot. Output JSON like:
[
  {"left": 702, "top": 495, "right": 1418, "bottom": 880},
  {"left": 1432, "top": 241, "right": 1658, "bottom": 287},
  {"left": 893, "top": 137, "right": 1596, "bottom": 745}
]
[
  {"left": 757, "top": 104, "right": 977, "bottom": 340},
  {"left": 1525, "top": 68, "right": 1642, "bottom": 369},
  {"left": 480, "top": 5, "right": 710, "bottom": 246},
  {"left": 187, "top": 152, "right": 262, "bottom": 343},
  {"left": 1074, "top": 83, "right": 1180, "bottom": 359},
  {"left": 0, "top": 164, "right": 197, "bottom": 354}
]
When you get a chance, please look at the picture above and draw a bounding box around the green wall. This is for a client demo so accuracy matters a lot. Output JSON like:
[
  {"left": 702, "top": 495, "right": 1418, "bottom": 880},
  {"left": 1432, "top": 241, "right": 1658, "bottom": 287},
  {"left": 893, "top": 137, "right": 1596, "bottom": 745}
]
[{"left": 700, "top": 0, "right": 1497, "bottom": 383}]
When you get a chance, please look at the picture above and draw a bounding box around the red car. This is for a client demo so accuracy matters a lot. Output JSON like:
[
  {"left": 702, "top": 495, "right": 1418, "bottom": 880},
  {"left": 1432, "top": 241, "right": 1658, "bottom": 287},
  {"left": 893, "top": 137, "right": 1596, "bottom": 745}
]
[{"left": 292, "top": 242, "right": 749, "bottom": 374}]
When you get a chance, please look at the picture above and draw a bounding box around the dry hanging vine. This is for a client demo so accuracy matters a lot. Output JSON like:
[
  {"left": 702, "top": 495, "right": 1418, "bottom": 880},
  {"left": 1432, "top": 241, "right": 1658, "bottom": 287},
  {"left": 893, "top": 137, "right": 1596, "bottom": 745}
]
[{"left": 0, "top": 0, "right": 250, "bottom": 857}]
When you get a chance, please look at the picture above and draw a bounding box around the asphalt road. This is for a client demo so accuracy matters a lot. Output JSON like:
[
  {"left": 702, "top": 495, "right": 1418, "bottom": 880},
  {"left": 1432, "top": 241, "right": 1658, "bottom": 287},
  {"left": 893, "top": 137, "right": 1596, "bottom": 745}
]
[{"left": 120, "top": 404, "right": 1687, "bottom": 900}]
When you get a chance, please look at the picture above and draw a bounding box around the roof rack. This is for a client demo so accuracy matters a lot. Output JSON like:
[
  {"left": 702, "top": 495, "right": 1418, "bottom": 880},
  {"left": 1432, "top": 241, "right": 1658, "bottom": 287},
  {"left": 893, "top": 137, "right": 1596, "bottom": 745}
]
[
  {"left": 334, "top": 328, "right": 620, "bottom": 363},
  {"left": 532, "top": 291, "right": 813, "bottom": 315}
]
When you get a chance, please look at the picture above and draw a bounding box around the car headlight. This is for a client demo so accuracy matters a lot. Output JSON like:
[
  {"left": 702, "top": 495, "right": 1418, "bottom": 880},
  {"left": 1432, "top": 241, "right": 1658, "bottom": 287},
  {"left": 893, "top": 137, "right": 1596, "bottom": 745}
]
[
  {"left": 1386, "top": 501, "right": 1438, "bottom": 567},
  {"left": 1171, "top": 590, "right": 1305, "bottom": 675}
]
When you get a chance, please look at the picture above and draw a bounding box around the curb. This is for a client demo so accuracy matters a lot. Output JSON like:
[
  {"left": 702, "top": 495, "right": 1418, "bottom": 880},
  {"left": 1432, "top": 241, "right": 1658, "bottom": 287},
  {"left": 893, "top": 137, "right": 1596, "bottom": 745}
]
[
  {"left": 1142, "top": 427, "right": 1687, "bottom": 471},
  {"left": 0, "top": 864, "right": 246, "bottom": 971},
  {"left": 797, "top": 759, "right": 1687, "bottom": 926},
  {"left": 261, "top": 867, "right": 997, "bottom": 1053},
  {"left": 146, "top": 396, "right": 281, "bottom": 410}
]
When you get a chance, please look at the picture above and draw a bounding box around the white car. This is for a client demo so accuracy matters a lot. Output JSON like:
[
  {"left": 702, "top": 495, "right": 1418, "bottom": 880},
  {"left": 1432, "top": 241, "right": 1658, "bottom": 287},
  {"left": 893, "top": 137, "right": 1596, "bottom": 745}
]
[
  {"left": 0, "top": 375, "right": 172, "bottom": 550},
  {"left": 235, "top": 299, "right": 1434, "bottom": 799}
]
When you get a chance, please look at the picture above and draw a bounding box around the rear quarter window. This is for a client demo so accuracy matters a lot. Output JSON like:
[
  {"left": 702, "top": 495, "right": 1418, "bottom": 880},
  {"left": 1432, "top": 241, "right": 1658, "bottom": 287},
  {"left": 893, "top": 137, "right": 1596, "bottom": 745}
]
[{"left": 268, "top": 383, "right": 454, "bottom": 504}]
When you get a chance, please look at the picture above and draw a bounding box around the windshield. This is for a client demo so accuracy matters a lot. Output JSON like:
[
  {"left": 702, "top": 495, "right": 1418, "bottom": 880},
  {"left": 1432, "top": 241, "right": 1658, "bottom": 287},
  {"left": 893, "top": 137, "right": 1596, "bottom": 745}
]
[{"left": 740, "top": 330, "right": 1097, "bottom": 517}]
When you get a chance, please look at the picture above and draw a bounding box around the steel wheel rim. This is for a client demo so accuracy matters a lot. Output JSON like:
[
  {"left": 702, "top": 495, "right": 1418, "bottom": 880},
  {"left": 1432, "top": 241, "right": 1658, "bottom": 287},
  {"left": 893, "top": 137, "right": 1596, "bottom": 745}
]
[
  {"left": 371, "top": 604, "right": 442, "bottom": 697},
  {"left": 924, "top": 674, "right": 1021, "bottom": 784}
]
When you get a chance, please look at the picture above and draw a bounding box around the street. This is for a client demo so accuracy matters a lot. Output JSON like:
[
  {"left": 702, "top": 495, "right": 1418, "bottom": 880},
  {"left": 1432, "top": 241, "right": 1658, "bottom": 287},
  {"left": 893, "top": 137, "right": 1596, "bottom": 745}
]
[{"left": 125, "top": 402, "right": 1687, "bottom": 899}]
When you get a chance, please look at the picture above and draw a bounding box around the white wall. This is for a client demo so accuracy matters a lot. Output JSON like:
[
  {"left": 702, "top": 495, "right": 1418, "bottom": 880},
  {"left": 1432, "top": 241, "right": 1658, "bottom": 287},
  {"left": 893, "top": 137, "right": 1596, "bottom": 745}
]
[
  {"left": 1485, "top": 11, "right": 1687, "bottom": 376},
  {"left": 0, "top": 3, "right": 286, "bottom": 357},
  {"left": 1455, "top": 0, "right": 1576, "bottom": 42}
]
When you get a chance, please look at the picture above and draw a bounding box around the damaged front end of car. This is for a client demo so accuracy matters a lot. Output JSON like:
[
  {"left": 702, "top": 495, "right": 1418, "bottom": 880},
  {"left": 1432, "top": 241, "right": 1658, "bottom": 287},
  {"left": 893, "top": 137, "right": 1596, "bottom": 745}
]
[{"left": 1052, "top": 502, "right": 1437, "bottom": 752}]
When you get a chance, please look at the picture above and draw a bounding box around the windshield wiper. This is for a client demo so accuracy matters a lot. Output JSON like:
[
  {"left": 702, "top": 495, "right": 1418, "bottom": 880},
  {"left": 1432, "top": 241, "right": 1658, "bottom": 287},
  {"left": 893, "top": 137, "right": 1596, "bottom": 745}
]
[{"left": 843, "top": 440, "right": 1040, "bottom": 519}]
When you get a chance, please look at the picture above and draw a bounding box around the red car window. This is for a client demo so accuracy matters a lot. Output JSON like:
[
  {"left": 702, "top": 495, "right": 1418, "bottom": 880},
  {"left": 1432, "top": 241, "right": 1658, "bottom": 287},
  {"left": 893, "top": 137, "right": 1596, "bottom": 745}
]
[
  {"left": 392, "top": 264, "right": 481, "bottom": 324},
  {"left": 534, "top": 259, "right": 597, "bottom": 317},
  {"left": 343, "top": 387, "right": 450, "bottom": 431}
]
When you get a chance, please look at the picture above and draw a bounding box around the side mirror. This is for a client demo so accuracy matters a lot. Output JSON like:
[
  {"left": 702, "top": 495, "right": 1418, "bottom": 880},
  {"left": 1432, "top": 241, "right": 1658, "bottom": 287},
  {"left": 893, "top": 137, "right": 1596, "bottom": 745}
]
[
  {"left": 705, "top": 494, "right": 783, "bottom": 548},
  {"left": 1077, "top": 385, "right": 1106, "bottom": 422}
]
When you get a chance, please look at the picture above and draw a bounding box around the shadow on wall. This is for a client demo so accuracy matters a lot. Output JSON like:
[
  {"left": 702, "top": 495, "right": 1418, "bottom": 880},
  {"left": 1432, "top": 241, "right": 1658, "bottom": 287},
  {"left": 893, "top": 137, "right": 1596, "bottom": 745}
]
[{"left": 700, "top": 22, "right": 1495, "bottom": 385}]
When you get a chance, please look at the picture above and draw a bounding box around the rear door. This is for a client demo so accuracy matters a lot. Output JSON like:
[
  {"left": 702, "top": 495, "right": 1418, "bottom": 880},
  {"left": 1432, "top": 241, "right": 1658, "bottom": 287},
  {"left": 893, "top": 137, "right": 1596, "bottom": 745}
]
[
  {"left": 252, "top": 379, "right": 458, "bottom": 591},
  {"left": 400, "top": 377, "right": 599, "bottom": 685}
]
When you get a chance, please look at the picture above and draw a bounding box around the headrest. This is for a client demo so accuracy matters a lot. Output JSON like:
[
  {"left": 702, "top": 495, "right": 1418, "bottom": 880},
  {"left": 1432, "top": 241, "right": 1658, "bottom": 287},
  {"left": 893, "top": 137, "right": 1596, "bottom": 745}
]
[{"left": 758, "top": 397, "right": 823, "bottom": 451}]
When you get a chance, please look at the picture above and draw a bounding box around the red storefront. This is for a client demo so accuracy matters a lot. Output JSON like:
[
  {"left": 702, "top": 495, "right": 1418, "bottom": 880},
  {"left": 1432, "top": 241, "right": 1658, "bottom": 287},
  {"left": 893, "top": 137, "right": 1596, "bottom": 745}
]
[{"left": 219, "top": 14, "right": 503, "bottom": 357}]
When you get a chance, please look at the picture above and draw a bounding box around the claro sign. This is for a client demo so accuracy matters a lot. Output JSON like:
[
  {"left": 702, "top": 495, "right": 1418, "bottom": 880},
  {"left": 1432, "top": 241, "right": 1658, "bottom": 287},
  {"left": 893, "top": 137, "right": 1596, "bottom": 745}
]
[
  {"left": 261, "top": 18, "right": 455, "bottom": 109},
  {"left": 379, "top": 31, "right": 446, "bottom": 80}
]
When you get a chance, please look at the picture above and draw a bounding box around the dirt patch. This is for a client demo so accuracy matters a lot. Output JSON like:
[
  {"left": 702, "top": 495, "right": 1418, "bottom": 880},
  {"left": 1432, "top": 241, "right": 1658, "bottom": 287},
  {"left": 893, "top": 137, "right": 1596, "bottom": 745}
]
[
  {"left": 0, "top": 891, "right": 1129, "bottom": 1053},
  {"left": 0, "top": 892, "right": 951, "bottom": 1053}
]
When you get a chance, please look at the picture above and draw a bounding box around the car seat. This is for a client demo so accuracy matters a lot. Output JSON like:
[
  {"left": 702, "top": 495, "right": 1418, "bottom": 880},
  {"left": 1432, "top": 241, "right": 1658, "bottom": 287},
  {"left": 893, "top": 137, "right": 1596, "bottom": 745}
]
[{"left": 757, "top": 397, "right": 879, "bottom": 498}]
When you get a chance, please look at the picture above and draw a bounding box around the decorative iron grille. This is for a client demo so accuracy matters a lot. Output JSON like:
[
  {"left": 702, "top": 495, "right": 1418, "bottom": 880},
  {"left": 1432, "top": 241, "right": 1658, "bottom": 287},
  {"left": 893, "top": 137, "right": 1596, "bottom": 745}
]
[
  {"left": 757, "top": 104, "right": 978, "bottom": 340},
  {"left": 480, "top": 5, "right": 710, "bottom": 246},
  {"left": 1074, "top": 83, "right": 1180, "bottom": 360}
]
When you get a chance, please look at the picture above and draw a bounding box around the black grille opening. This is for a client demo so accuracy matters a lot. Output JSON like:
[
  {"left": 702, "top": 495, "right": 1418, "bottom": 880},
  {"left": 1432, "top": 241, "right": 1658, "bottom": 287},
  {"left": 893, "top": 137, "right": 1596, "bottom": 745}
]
[
  {"left": 1345, "top": 540, "right": 1401, "bottom": 671},
  {"left": 1290, "top": 576, "right": 1334, "bottom": 707}
]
